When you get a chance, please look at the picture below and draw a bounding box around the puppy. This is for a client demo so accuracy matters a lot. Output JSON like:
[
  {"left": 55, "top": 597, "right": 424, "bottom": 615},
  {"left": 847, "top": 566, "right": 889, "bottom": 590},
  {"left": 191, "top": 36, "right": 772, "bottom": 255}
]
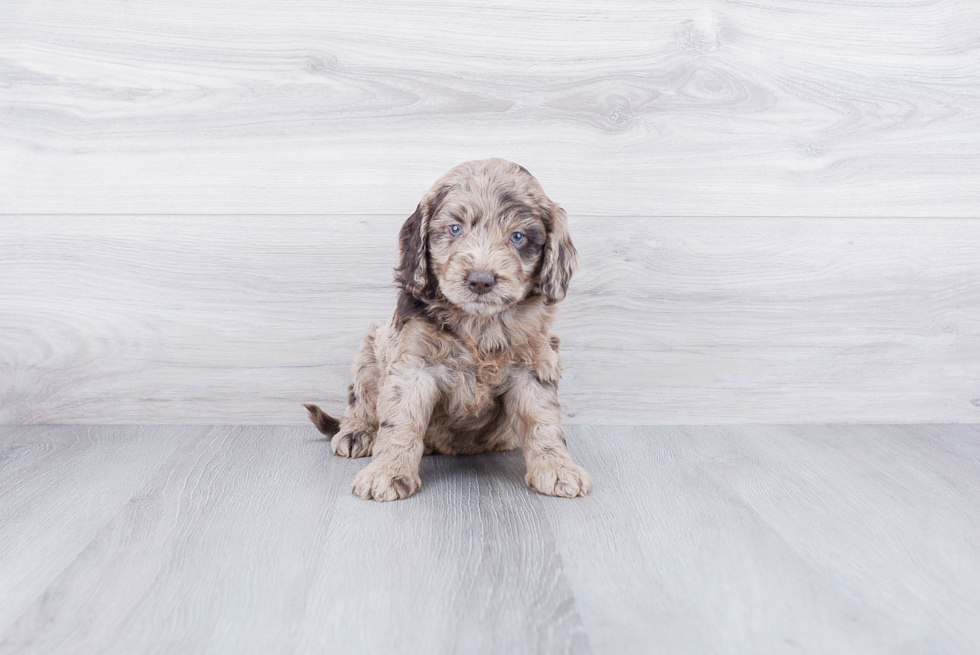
[{"left": 305, "top": 158, "right": 592, "bottom": 502}]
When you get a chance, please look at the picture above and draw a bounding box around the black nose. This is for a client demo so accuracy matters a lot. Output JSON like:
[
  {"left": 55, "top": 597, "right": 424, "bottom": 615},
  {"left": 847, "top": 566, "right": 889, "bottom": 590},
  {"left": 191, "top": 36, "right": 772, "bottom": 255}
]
[{"left": 466, "top": 271, "right": 496, "bottom": 295}]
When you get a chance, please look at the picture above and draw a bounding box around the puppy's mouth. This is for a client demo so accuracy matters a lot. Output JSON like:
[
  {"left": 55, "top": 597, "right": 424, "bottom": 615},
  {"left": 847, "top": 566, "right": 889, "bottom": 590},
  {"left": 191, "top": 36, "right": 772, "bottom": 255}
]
[
  {"left": 438, "top": 276, "right": 521, "bottom": 315},
  {"left": 458, "top": 289, "right": 520, "bottom": 315},
  {"left": 462, "top": 293, "right": 503, "bottom": 310}
]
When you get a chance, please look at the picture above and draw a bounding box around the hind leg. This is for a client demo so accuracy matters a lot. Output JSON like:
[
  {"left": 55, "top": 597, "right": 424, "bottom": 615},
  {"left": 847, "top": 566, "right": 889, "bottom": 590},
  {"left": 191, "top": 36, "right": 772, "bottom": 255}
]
[{"left": 333, "top": 326, "right": 381, "bottom": 458}]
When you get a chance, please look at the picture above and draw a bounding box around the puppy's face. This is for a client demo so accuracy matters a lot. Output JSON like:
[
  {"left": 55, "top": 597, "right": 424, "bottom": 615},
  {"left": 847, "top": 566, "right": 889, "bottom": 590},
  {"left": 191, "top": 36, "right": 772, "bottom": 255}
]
[
  {"left": 427, "top": 192, "right": 545, "bottom": 315},
  {"left": 396, "top": 158, "right": 577, "bottom": 317}
]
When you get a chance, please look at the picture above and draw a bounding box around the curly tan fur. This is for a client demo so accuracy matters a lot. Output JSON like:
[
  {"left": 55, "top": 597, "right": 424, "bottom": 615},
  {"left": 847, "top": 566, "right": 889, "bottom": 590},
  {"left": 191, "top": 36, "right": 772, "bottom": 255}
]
[{"left": 305, "top": 158, "right": 592, "bottom": 501}]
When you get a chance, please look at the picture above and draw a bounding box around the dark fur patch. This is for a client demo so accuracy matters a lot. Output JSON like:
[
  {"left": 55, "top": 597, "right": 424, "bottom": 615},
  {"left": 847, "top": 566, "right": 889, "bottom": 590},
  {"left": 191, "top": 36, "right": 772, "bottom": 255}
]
[
  {"left": 498, "top": 191, "right": 533, "bottom": 220},
  {"left": 555, "top": 241, "right": 571, "bottom": 280},
  {"left": 395, "top": 205, "right": 427, "bottom": 296},
  {"left": 523, "top": 226, "right": 545, "bottom": 244},
  {"left": 395, "top": 288, "right": 456, "bottom": 332},
  {"left": 335, "top": 430, "right": 373, "bottom": 458},
  {"left": 391, "top": 476, "right": 412, "bottom": 497},
  {"left": 347, "top": 385, "right": 356, "bottom": 406},
  {"left": 395, "top": 289, "right": 428, "bottom": 329},
  {"left": 517, "top": 227, "right": 545, "bottom": 263},
  {"left": 531, "top": 370, "right": 557, "bottom": 391},
  {"left": 303, "top": 403, "right": 340, "bottom": 437},
  {"left": 540, "top": 215, "right": 575, "bottom": 306},
  {"left": 395, "top": 185, "right": 452, "bottom": 300}
]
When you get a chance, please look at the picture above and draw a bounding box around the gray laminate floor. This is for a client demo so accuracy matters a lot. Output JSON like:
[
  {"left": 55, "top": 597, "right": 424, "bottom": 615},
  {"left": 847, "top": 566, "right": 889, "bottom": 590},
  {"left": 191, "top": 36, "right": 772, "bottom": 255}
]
[{"left": 1, "top": 425, "right": 978, "bottom": 654}]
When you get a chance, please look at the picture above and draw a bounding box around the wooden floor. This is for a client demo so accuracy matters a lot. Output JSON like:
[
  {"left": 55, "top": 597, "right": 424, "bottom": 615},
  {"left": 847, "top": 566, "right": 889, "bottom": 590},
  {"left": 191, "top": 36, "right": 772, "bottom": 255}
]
[{"left": 1, "top": 425, "right": 978, "bottom": 654}]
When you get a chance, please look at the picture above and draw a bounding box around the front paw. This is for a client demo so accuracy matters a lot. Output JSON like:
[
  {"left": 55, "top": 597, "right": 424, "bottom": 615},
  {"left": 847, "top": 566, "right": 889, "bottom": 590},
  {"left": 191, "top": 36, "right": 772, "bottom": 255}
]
[
  {"left": 351, "top": 461, "right": 421, "bottom": 502},
  {"left": 526, "top": 459, "right": 593, "bottom": 498},
  {"left": 332, "top": 429, "right": 374, "bottom": 458}
]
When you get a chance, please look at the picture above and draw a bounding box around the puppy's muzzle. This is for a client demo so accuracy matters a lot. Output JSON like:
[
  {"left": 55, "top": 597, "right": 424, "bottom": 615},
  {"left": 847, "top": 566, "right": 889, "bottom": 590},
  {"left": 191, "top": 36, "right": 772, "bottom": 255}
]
[{"left": 466, "top": 271, "right": 496, "bottom": 295}]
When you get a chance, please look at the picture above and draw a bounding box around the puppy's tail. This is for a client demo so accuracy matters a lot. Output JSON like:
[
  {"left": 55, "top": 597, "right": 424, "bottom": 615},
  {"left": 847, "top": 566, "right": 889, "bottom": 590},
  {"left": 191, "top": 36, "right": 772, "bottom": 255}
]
[{"left": 303, "top": 403, "right": 341, "bottom": 437}]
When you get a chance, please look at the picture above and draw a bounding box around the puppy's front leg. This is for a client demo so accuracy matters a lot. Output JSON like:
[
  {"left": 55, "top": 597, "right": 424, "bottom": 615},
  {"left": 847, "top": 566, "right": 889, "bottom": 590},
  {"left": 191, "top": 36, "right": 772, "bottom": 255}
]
[
  {"left": 351, "top": 364, "right": 438, "bottom": 502},
  {"left": 507, "top": 369, "right": 592, "bottom": 498}
]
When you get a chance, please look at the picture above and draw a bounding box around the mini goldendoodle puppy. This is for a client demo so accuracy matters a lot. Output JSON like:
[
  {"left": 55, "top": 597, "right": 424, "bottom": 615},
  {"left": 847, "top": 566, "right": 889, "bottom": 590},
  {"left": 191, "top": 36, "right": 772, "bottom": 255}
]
[{"left": 305, "top": 158, "right": 592, "bottom": 502}]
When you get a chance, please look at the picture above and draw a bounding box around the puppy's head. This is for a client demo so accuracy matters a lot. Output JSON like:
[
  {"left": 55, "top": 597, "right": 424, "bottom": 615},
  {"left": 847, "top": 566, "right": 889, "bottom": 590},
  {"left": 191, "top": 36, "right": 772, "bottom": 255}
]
[{"left": 396, "top": 158, "right": 576, "bottom": 316}]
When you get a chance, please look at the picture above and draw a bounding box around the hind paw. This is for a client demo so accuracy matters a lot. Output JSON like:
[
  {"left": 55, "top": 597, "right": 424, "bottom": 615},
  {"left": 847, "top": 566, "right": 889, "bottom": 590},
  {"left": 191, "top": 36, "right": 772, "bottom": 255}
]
[{"left": 332, "top": 429, "right": 374, "bottom": 458}]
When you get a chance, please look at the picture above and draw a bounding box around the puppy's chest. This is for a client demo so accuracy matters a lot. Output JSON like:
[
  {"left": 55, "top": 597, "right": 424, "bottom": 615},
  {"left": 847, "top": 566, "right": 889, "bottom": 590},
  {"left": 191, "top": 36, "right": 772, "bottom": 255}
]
[{"left": 438, "top": 346, "right": 520, "bottom": 413}]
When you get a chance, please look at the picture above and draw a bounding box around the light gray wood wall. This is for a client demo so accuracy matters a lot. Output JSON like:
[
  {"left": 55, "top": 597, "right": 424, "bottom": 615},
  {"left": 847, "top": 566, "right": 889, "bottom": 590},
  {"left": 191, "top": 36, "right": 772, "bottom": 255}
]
[
  {"left": 3, "top": 0, "right": 979, "bottom": 217},
  {"left": 1, "top": 0, "right": 978, "bottom": 424},
  {"left": 2, "top": 216, "right": 979, "bottom": 424}
]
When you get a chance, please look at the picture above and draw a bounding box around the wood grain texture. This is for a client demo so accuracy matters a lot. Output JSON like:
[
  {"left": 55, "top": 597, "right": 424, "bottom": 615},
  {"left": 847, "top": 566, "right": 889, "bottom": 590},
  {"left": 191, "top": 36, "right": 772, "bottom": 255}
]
[
  {"left": 294, "top": 448, "right": 588, "bottom": 655},
  {"left": 0, "top": 425, "right": 191, "bottom": 638},
  {"left": 541, "top": 424, "right": 980, "bottom": 654},
  {"left": 2, "top": 215, "right": 979, "bottom": 424},
  {"left": 0, "top": 426, "right": 346, "bottom": 655},
  {"left": 1, "top": 424, "right": 978, "bottom": 653},
  {"left": 0, "top": 425, "right": 588, "bottom": 655},
  {"left": 1, "top": 0, "right": 978, "bottom": 215}
]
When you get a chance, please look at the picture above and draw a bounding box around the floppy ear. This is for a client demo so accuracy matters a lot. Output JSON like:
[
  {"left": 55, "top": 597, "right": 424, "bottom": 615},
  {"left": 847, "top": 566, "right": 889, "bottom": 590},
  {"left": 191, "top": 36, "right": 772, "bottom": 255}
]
[
  {"left": 396, "top": 203, "right": 430, "bottom": 297},
  {"left": 539, "top": 204, "right": 577, "bottom": 305},
  {"left": 395, "top": 185, "right": 451, "bottom": 298}
]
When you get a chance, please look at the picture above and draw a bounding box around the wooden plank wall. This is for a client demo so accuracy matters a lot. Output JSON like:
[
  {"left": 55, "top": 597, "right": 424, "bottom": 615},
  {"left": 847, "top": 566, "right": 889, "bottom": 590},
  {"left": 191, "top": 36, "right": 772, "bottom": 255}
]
[{"left": 1, "top": 0, "right": 978, "bottom": 423}]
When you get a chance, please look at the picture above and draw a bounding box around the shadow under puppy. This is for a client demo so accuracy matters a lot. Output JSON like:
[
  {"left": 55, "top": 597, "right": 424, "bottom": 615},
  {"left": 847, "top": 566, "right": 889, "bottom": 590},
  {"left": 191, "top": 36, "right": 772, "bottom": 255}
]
[{"left": 305, "top": 158, "right": 592, "bottom": 502}]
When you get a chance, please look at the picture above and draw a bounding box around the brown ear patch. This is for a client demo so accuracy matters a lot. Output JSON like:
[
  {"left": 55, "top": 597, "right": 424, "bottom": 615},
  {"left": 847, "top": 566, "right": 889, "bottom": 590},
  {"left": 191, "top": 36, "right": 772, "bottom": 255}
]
[
  {"left": 539, "top": 205, "right": 577, "bottom": 305},
  {"left": 395, "top": 204, "right": 428, "bottom": 298},
  {"left": 394, "top": 184, "right": 453, "bottom": 300}
]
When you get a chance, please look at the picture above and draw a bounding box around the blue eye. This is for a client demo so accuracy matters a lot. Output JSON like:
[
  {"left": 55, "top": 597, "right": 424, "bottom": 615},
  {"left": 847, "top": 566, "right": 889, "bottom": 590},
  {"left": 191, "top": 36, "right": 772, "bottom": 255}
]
[
  {"left": 449, "top": 224, "right": 463, "bottom": 237},
  {"left": 509, "top": 231, "right": 526, "bottom": 245}
]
